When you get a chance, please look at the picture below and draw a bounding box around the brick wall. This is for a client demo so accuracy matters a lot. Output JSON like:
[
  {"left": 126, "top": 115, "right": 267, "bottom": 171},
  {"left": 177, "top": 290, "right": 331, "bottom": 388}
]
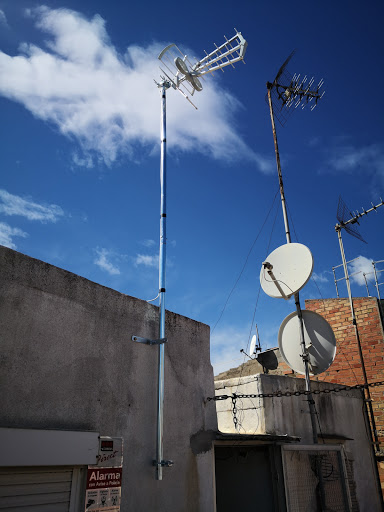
[{"left": 305, "top": 297, "right": 384, "bottom": 492}]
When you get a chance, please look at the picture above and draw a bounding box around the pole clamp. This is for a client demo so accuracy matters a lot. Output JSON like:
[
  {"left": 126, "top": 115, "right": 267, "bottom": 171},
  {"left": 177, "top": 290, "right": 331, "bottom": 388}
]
[
  {"left": 153, "top": 460, "right": 174, "bottom": 467},
  {"left": 132, "top": 336, "right": 167, "bottom": 346}
]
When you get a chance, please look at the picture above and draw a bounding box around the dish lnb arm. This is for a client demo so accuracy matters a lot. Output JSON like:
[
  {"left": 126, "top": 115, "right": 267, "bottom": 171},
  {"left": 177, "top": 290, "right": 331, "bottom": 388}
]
[{"left": 262, "top": 261, "right": 288, "bottom": 300}]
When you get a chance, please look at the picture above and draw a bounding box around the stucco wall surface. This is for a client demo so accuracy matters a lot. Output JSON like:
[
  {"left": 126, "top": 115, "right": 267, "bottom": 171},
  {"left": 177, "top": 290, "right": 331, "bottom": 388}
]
[
  {"left": 215, "top": 373, "right": 381, "bottom": 511},
  {"left": 0, "top": 246, "right": 218, "bottom": 511}
]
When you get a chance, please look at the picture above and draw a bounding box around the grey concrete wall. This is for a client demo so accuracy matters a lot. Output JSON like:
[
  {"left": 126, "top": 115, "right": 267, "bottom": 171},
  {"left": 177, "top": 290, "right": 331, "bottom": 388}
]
[
  {"left": 215, "top": 373, "right": 382, "bottom": 512},
  {"left": 0, "top": 246, "right": 218, "bottom": 511}
]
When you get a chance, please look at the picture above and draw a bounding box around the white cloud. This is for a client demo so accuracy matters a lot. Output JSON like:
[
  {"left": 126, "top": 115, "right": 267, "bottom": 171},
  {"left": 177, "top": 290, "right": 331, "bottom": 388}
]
[
  {"left": 0, "top": 6, "right": 271, "bottom": 171},
  {"left": 0, "top": 222, "right": 28, "bottom": 249},
  {"left": 0, "top": 189, "right": 64, "bottom": 222},
  {"left": 72, "top": 152, "right": 94, "bottom": 169},
  {"left": 0, "top": 10, "right": 8, "bottom": 27},
  {"left": 141, "top": 239, "right": 156, "bottom": 248},
  {"left": 311, "top": 271, "right": 329, "bottom": 283},
  {"left": 135, "top": 254, "right": 158, "bottom": 268},
  {"left": 308, "top": 136, "right": 321, "bottom": 148},
  {"left": 211, "top": 325, "right": 251, "bottom": 376},
  {"left": 327, "top": 143, "right": 384, "bottom": 178},
  {"left": 94, "top": 248, "right": 120, "bottom": 275},
  {"left": 348, "top": 256, "right": 375, "bottom": 286}
]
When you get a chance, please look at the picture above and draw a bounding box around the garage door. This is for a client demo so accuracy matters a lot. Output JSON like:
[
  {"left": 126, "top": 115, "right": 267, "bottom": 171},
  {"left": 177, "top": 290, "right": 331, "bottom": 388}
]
[{"left": 0, "top": 466, "right": 84, "bottom": 512}]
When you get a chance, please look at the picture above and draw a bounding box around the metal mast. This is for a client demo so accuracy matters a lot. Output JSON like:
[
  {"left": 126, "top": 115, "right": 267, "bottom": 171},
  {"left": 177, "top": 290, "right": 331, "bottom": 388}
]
[
  {"left": 266, "top": 52, "right": 325, "bottom": 445},
  {"left": 133, "top": 30, "right": 248, "bottom": 480},
  {"left": 335, "top": 197, "right": 384, "bottom": 452}
]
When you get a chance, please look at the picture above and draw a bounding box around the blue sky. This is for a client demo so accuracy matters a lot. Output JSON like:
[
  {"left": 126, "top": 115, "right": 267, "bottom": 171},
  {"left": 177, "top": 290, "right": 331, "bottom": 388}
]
[{"left": 0, "top": 0, "right": 383, "bottom": 374}]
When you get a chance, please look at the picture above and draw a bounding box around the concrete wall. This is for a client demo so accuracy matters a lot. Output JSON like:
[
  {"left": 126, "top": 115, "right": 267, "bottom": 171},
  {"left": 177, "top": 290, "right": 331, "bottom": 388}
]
[
  {"left": 0, "top": 246, "right": 218, "bottom": 511},
  {"left": 215, "top": 373, "right": 382, "bottom": 511}
]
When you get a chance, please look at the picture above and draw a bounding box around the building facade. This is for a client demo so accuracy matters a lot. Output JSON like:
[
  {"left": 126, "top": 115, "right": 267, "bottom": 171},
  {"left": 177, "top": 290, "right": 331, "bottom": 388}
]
[{"left": 0, "top": 245, "right": 218, "bottom": 511}]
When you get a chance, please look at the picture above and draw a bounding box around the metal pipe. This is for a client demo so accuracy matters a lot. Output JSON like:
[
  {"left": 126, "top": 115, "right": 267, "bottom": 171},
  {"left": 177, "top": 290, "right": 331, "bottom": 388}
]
[
  {"left": 267, "top": 85, "right": 291, "bottom": 244},
  {"left": 332, "top": 267, "right": 340, "bottom": 298},
  {"left": 157, "top": 83, "right": 168, "bottom": 480},
  {"left": 363, "top": 273, "right": 371, "bottom": 297},
  {"left": 267, "top": 83, "right": 319, "bottom": 446},
  {"left": 373, "top": 261, "right": 382, "bottom": 301},
  {"left": 373, "top": 261, "right": 384, "bottom": 322},
  {"left": 294, "top": 292, "right": 318, "bottom": 444},
  {"left": 337, "top": 228, "right": 379, "bottom": 451}
]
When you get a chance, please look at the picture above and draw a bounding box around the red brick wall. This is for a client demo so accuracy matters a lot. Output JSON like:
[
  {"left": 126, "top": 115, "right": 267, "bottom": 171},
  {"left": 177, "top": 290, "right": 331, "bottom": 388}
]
[{"left": 305, "top": 297, "right": 384, "bottom": 492}]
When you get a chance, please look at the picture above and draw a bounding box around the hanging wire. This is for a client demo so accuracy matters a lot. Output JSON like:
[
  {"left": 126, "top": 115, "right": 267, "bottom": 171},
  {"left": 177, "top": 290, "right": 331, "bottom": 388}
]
[
  {"left": 211, "top": 188, "right": 280, "bottom": 333},
  {"left": 233, "top": 201, "right": 280, "bottom": 394}
]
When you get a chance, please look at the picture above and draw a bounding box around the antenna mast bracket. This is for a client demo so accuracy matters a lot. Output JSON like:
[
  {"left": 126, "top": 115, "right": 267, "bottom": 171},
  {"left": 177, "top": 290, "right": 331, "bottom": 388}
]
[
  {"left": 153, "top": 459, "right": 174, "bottom": 468},
  {"left": 132, "top": 336, "right": 167, "bottom": 346}
]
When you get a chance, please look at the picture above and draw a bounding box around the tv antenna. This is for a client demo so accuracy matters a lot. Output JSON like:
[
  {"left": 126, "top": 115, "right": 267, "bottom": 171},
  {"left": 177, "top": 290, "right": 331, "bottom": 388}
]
[
  {"left": 157, "top": 31, "right": 247, "bottom": 109},
  {"left": 264, "top": 52, "right": 326, "bottom": 448},
  {"left": 335, "top": 196, "right": 384, "bottom": 452},
  {"left": 266, "top": 50, "right": 325, "bottom": 127},
  {"left": 133, "top": 30, "right": 247, "bottom": 481}
]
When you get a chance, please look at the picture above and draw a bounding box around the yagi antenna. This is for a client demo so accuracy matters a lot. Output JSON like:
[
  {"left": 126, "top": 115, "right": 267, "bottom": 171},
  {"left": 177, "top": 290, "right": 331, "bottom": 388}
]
[
  {"left": 334, "top": 196, "right": 384, "bottom": 452},
  {"left": 266, "top": 50, "right": 325, "bottom": 126},
  {"left": 158, "top": 30, "right": 247, "bottom": 109},
  {"left": 336, "top": 195, "right": 384, "bottom": 243}
]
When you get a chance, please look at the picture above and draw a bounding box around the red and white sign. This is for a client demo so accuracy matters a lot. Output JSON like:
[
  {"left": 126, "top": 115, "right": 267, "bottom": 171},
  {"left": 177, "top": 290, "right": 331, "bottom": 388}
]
[{"left": 85, "top": 467, "right": 122, "bottom": 511}]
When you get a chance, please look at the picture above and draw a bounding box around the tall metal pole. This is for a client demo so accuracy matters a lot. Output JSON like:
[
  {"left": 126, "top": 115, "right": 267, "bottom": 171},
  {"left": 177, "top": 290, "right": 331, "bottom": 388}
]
[
  {"left": 267, "top": 86, "right": 291, "bottom": 244},
  {"left": 267, "top": 84, "right": 319, "bottom": 445},
  {"left": 157, "top": 81, "right": 169, "bottom": 481},
  {"left": 332, "top": 266, "right": 340, "bottom": 298},
  {"left": 336, "top": 228, "right": 379, "bottom": 451},
  {"left": 372, "top": 261, "right": 384, "bottom": 320}
]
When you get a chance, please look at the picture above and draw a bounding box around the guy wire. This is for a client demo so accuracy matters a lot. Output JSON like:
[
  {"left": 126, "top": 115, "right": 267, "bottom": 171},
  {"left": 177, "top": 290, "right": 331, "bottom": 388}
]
[{"left": 211, "top": 188, "right": 280, "bottom": 333}]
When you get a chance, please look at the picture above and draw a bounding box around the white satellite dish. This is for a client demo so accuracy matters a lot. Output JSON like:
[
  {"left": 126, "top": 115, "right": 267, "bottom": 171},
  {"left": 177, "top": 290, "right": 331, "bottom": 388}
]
[
  {"left": 249, "top": 334, "right": 257, "bottom": 356},
  {"left": 260, "top": 243, "right": 313, "bottom": 299},
  {"left": 278, "top": 310, "right": 336, "bottom": 375}
]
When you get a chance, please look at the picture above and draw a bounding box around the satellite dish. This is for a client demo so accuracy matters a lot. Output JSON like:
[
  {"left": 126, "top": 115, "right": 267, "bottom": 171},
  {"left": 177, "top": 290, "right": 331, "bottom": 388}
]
[
  {"left": 249, "top": 335, "right": 257, "bottom": 356},
  {"left": 278, "top": 310, "right": 336, "bottom": 375},
  {"left": 260, "top": 243, "right": 313, "bottom": 299},
  {"left": 174, "top": 57, "right": 203, "bottom": 92}
]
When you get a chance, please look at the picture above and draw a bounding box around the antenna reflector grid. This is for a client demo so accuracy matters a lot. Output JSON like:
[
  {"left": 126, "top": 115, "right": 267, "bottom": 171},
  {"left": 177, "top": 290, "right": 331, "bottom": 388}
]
[
  {"left": 267, "top": 53, "right": 325, "bottom": 126},
  {"left": 336, "top": 196, "right": 367, "bottom": 243}
]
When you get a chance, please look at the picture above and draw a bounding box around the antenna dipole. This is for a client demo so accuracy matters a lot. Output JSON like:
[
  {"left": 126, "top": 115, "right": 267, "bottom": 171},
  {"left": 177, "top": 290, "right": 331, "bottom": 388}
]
[
  {"left": 135, "top": 30, "right": 247, "bottom": 481},
  {"left": 335, "top": 198, "right": 384, "bottom": 453},
  {"left": 266, "top": 53, "right": 325, "bottom": 451}
]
